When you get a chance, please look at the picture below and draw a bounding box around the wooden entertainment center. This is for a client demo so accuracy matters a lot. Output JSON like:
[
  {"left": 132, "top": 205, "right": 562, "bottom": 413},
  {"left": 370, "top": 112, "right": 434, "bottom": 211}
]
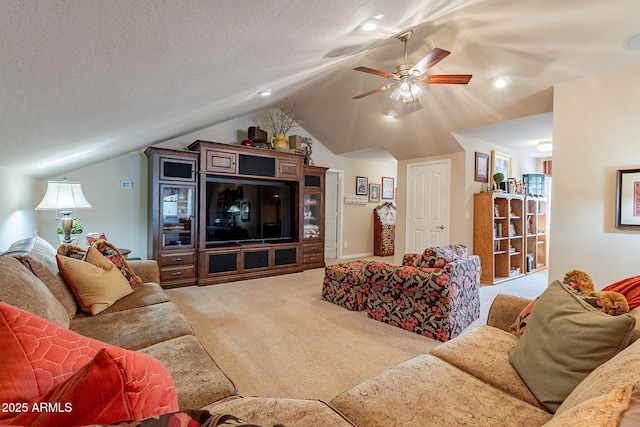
[{"left": 146, "top": 141, "right": 327, "bottom": 287}]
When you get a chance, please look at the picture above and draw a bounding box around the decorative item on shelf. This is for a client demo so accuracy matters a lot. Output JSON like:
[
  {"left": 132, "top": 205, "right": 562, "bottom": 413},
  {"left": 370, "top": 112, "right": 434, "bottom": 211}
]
[
  {"left": 241, "top": 139, "right": 254, "bottom": 146},
  {"left": 301, "top": 137, "right": 313, "bottom": 165},
  {"left": 36, "top": 178, "right": 92, "bottom": 244},
  {"left": 248, "top": 126, "right": 267, "bottom": 144},
  {"left": 254, "top": 98, "right": 303, "bottom": 151},
  {"left": 493, "top": 172, "right": 505, "bottom": 192},
  {"left": 270, "top": 133, "right": 288, "bottom": 151}
]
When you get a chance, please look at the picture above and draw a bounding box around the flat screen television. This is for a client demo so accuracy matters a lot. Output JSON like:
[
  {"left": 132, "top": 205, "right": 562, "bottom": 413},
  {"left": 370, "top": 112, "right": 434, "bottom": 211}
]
[{"left": 205, "top": 176, "right": 298, "bottom": 247}]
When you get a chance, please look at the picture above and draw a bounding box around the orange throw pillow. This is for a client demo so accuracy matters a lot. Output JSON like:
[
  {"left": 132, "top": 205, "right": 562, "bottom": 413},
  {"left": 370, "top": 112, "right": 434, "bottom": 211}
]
[{"left": 8, "top": 348, "right": 132, "bottom": 427}]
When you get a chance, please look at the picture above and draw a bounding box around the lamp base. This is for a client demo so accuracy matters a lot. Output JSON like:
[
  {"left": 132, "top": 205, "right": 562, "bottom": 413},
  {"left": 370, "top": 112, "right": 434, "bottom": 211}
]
[{"left": 60, "top": 212, "right": 74, "bottom": 243}]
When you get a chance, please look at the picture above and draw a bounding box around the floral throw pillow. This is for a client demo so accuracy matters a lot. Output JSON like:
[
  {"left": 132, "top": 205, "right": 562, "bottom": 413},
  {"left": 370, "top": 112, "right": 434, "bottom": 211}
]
[{"left": 92, "top": 239, "right": 141, "bottom": 286}]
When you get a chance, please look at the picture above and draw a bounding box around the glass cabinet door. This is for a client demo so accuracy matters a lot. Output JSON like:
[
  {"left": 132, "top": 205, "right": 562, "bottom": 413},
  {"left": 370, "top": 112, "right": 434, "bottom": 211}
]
[
  {"left": 303, "top": 193, "right": 322, "bottom": 239},
  {"left": 161, "top": 185, "right": 194, "bottom": 248}
]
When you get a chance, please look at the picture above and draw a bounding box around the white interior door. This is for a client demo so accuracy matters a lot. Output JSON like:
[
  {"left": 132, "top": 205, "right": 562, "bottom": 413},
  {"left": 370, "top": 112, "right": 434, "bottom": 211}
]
[
  {"left": 324, "top": 171, "right": 340, "bottom": 259},
  {"left": 406, "top": 160, "right": 450, "bottom": 253}
]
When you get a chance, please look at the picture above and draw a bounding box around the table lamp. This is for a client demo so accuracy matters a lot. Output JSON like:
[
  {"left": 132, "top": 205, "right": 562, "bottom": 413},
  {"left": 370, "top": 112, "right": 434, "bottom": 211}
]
[{"left": 36, "top": 178, "right": 92, "bottom": 243}]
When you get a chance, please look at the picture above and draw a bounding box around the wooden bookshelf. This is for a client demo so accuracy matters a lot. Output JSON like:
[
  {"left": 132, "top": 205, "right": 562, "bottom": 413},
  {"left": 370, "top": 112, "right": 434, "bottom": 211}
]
[{"left": 474, "top": 192, "right": 525, "bottom": 284}]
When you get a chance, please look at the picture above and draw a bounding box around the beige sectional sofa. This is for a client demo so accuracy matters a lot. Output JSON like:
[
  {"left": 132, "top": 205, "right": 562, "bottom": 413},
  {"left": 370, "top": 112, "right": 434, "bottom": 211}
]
[
  {"left": 3, "top": 236, "right": 640, "bottom": 426},
  {"left": 0, "top": 236, "right": 237, "bottom": 410}
]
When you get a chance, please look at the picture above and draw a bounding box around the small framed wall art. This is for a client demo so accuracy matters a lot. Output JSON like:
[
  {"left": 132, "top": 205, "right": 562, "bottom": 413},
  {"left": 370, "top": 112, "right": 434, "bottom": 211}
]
[
  {"left": 356, "top": 176, "right": 368, "bottom": 195},
  {"left": 474, "top": 152, "right": 489, "bottom": 183},
  {"left": 381, "top": 177, "right": 395, "bottom": 199},
  {"left": 615, "top": 168, "right": 640, "bottom": 227},
  {"left": 369, "top": 183, "right": 380, "bottom": 202}
]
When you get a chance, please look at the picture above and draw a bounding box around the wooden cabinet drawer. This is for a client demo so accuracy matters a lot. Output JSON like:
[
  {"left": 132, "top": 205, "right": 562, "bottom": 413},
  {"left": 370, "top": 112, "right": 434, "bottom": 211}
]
[
  {"left": 160, "top": 265, "right": 195, "bottom": 282},
  {"left": 277, "top": 158, "right": 302, "bottom": 179},
  {"left": 158, "top": 251, "right": 195, "bottom": 266},
  {"left": 303, "top": 243, "right": 322, "bottom": 255},
  {"left": 204, "top": 149, "right": 237, "bottom": 174},
  {"left": 303, "top": 252, "right": 323, "bottom": 265}
]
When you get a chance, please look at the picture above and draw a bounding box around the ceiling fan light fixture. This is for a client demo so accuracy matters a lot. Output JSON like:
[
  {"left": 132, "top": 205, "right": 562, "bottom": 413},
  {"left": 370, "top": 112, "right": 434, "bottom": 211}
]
[
  {"left": 390, "top": 80, "right": 422, "bottom": 103},
  {"left": 537, "top": 140, "right": 553, "bottom": 152},
  {"left": 360, "top": 15, "right": 384, "bottom": 31}
]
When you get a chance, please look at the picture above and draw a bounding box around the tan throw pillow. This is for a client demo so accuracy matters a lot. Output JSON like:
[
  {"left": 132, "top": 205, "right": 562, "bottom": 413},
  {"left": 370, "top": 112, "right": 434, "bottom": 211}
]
[
  {"left": 509, "top": 280, "right": 636, "bottom": 413},
  {"left": 56, "top": 247, "right": 133, "bottom": 315}
]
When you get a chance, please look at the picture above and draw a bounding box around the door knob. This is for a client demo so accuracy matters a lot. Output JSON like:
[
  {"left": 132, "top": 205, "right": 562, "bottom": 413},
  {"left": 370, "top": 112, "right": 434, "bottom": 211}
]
[{"left": 438, "top": 225, "right": 445, "bottom": 230}]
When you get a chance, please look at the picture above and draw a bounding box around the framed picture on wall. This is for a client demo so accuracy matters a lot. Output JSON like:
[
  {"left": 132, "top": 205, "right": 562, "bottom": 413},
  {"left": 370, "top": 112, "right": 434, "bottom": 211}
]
[
  {"left": 616, "top": 168, "right": 640, "bottom": 227},
  {"left": 356, "top": 176, "right": 368, "bottom": 195},
  {"left": 474, "top": 152, "right": 489, "bottom": 183},
  {"left": 381, "top": 177, "right": 395, "bottom": 199},
  {"left": 491, "top": 151, "right": 512, "bottom": 181},
  {"left": 369, "top": 184, "right": 380, "bottom": 202}
]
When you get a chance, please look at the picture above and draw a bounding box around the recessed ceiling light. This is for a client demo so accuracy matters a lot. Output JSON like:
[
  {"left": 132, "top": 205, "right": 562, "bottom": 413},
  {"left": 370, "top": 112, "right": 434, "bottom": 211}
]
[
  {"left": 624, "top": 31, "right": 640, "bottom": 51},
  {"left": 258, "top": 89, "right": 272, "bottom": 96},
  {"left": 360, "top": 15, "right": 384, "bottom": 31},
  {"left": 492, "top": 76, "right": 512, "bottom": 89},
  {"left": 385, "top": 110, "right": 397, "bottom": 119}
]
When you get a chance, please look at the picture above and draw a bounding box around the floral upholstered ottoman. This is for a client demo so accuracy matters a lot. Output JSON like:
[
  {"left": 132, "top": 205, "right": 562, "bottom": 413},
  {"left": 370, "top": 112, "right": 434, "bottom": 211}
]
[{"left": 322, "top": 261, "right": 370, "bottom": 311}]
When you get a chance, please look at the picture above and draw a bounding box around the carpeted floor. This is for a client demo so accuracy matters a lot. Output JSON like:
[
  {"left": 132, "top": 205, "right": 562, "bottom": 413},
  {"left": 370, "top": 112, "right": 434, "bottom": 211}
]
[{"left": 166, "top": 261, "right": 548, "bottom": 402}]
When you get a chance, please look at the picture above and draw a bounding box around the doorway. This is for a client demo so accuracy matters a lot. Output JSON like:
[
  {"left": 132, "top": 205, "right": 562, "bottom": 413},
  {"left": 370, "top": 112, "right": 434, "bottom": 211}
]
[
  {"left": 406, "top": 160, "right": 451, "bottom": 253},
  {"left": 324, "top": 170, "right": 341, "bottom": 259}
]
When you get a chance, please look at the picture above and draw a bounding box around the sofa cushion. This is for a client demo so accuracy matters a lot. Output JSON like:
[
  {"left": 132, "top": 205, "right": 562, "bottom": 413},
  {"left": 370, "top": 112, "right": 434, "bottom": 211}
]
[
  {"left": 3, "top": 237, "right": 78, "bottom": 318},
  {"left": 330, "top": 353, "right": 552, "bottom": 427},
  {"left": 0, "top": 301, "right": 178, "bottom": 423},
  {"left": 430, "top": 325, "right": 546, "bottom": 410},
  {"left": 205, "top": 396, "right": 355, "bottom": 427},
  {"left": 509, "top": 280, "right": 637, "bottom": 412},
  {"left": 69, "top": 302, "right": 194, "bottom": 350},
  {"left": 72, "top": 282, "right": 170, "bottom": 318},
  {"left": 0, "top": 256, "right": 69, "bottom": 327},
  {"left": 57, "top": 246, "right": 133, "bottom": 315},
  {"left": 138, "top": 335, "right": 237, "bottom": 409},
  {"left": 545, "top": 381, "right": 638, "bottom": 427},
  {"left": 413, "top": 245, "right": 464, "bottom": 268}
]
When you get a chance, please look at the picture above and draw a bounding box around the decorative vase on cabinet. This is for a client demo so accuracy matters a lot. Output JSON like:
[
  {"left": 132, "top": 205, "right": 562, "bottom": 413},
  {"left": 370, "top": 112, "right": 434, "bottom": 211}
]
[{"left": 271, "top": 133, "right": 289, "bottom": 151}]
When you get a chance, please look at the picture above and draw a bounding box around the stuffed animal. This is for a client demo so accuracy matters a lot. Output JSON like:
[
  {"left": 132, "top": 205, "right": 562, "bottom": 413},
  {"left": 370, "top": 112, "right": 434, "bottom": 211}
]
[
  {"left": 592, "top": 290, "right": 630, "bottom": 316},
  {"left": 563, "top": 269, "right": 595, "bottom": 295},
  {"left": 563, "top": 269, "right": 629, "bottom": 316}
]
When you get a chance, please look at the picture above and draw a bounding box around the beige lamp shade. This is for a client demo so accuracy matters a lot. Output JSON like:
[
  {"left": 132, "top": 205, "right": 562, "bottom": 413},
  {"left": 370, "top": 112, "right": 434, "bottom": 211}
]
[{"left": 36, "top": 179, "right": 92, "bottom": 210}]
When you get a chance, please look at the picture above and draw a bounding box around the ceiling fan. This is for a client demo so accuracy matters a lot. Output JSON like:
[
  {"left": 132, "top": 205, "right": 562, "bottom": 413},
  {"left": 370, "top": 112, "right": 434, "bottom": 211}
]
[{"left": 353, "top": 30, "right": 472, "bottom": 104}]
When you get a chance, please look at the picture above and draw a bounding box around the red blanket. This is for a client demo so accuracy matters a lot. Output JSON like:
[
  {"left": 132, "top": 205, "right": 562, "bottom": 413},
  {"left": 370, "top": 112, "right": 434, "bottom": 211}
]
[{"left": 603, "top": 276, "right": 640, "bottom": 309}]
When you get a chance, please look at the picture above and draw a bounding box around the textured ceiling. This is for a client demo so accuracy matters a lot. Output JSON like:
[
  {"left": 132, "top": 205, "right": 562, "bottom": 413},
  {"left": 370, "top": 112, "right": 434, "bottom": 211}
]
[{"left": 1, "top": 0, "right": 639, "bottom": 179}]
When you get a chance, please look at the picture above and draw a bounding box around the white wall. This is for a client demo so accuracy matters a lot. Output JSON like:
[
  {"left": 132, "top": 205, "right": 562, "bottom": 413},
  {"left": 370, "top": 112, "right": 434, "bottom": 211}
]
[
  {"left": 0, "top": 166, "right": 40, "bottom": 251},
  {"left": 37, "top": 152, "right": 149, "bottom": 258},
  {"left": 549, "top": 63, "right": 640, "bottom": 288}
]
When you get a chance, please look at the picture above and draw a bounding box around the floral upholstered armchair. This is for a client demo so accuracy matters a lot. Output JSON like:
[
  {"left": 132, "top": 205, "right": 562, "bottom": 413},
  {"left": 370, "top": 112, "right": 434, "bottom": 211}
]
[{"left": 366, "top": 244, "right": 481, "bottom": 341}]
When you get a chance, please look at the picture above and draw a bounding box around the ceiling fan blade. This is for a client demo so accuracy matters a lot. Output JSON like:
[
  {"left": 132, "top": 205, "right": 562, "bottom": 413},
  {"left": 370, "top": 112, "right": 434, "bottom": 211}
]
[
  {"left": 354, "top": 66, "right": 395, "bottom": 78},
  {"left": 411, "top": 48, "right": 450, "bottom": 76},
  {"left": 418, "top": 74, "right": 473, "bottom": 84},
  {"left": 353, "top": 83, "right": 396, "bottom": 99}
]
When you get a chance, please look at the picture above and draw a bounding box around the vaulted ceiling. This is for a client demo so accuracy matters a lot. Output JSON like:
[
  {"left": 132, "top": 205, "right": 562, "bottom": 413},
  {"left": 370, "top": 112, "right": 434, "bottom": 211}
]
[{"left": 2, "top": 0, "right": 639, "bottom": 179}]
